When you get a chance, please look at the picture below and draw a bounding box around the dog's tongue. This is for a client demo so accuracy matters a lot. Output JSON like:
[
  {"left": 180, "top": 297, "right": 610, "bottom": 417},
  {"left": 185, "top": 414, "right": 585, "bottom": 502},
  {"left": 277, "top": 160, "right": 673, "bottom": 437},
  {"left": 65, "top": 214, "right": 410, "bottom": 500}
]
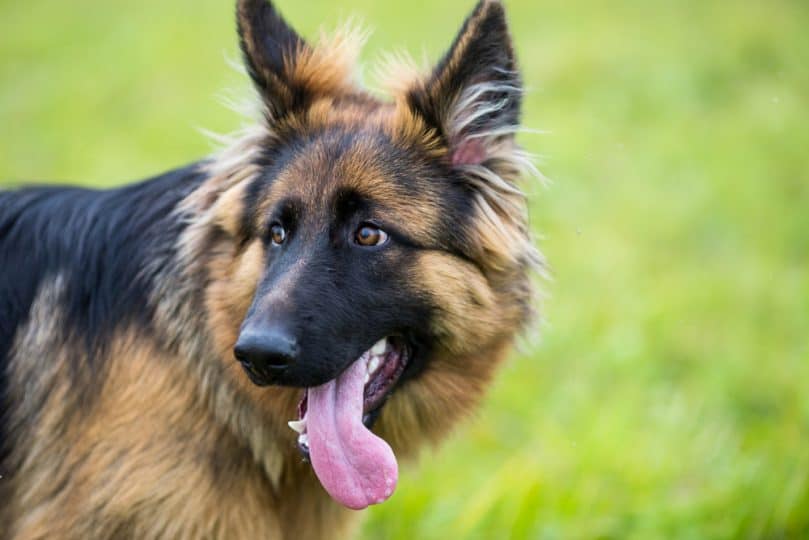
[{"left": 306, "top": 355, "right": 398, "bottom": 510}]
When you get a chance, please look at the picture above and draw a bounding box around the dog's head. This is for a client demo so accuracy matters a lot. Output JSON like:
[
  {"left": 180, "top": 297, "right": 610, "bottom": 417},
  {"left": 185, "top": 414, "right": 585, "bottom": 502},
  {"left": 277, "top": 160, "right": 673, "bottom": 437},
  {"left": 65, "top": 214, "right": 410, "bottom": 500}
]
[{"left": 196, "top": 0, "right": 539, "bottom": 509}]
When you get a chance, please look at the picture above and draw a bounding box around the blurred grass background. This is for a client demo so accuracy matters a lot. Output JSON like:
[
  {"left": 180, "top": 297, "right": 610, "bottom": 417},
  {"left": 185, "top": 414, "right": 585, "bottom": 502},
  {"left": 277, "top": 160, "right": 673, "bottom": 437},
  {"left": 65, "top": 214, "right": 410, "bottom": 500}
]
[{"left": 1, "top": 0, "right": 808, "bottom": 538}]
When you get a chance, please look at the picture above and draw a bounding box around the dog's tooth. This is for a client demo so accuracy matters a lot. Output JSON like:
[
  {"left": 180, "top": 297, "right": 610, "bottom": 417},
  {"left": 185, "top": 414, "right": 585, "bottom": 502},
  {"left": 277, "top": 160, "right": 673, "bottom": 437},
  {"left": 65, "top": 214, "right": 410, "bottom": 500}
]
[
  {"left": 288, "top": 419, "right": 307, "bottom": 434},
  {"left": 371, "top": 338, "right": 387, "bottom": 356},
  {"left": 299, "top": 433, "right": 309, "bottom": 446},
  {"left": 368, "top": 356, "right": 380, "bottom": 375},
  {"left": 364, "top": 372, "right": 370, "bottom": 384}
]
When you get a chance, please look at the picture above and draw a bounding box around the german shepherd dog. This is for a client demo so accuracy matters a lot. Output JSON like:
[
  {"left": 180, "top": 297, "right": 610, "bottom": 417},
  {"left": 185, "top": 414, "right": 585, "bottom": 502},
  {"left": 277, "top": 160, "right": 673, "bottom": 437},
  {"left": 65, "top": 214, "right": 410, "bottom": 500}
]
[{"left": 0, "top": 0, "right": 539, "bottom": 537}]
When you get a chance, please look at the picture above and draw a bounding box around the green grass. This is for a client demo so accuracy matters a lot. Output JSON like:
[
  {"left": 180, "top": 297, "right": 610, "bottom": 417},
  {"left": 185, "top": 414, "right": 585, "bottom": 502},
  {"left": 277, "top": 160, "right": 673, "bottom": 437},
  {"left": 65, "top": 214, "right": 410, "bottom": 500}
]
[{"left": 2, "top": 1, "right": 808, "bottom": 538}]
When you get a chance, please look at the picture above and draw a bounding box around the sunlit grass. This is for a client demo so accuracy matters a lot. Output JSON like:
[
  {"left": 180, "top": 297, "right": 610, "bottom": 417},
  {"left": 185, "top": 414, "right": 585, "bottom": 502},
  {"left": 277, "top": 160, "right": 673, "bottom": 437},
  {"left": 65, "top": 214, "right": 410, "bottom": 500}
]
[{"left": 1, "top": 1, "right": 807, "bottom": 538}]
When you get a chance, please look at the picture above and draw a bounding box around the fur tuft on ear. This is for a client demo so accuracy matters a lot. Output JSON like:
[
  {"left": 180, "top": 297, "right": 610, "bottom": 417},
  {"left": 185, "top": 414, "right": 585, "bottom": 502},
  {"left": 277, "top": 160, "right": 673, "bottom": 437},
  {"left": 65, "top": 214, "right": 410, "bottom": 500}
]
[{"left": 236, "top": 0, "right": 362, "bottom": 120}]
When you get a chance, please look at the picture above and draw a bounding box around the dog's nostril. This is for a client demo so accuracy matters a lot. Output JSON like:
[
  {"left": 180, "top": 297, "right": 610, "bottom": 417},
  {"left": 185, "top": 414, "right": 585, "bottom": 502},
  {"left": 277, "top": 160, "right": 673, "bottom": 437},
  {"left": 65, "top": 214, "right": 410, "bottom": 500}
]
[
  {"left": 266, "top": 360, "right": 290, "bottom": 370},
  {"left": 233, "top": 347, "right": 251, "bottom": 367},
  {"left": 236, "top": 356, "right": 253, "bottom": 369}
]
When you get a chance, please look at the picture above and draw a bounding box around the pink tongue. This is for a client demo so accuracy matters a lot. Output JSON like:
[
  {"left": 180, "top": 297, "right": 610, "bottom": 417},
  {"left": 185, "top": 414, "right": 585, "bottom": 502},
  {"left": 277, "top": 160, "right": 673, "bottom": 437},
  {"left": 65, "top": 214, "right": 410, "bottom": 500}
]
[{"left": 306, "top": 354, "right": 398, "bottom": 510}]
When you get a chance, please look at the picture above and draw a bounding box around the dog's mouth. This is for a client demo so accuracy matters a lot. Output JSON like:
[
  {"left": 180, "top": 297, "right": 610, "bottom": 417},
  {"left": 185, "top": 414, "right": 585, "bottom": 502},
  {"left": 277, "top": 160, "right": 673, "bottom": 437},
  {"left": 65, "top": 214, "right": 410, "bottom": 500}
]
[{"left": 286, "top": 336, "right": 410, "bottom": 510}]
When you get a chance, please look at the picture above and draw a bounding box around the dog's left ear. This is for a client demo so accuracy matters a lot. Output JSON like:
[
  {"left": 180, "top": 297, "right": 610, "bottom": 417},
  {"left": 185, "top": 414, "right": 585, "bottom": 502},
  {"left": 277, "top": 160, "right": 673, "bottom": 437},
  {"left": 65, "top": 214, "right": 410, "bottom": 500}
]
[
  {"left": 236, "top": 0, "right": 309, "bottom": 118},
  {"left": 408, "top": 0, "right": 521, "bottom": 167}
]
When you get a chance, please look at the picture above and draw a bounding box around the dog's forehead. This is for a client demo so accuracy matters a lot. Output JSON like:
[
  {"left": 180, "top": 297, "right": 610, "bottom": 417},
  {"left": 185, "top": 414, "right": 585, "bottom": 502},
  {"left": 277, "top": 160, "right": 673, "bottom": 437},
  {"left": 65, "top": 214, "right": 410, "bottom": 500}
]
[
  {"left": 253, "top": 129, "right": 447, "bottom": 239},
  {"left": 273, "top": 131, "right": 393, "bottom": 200}
]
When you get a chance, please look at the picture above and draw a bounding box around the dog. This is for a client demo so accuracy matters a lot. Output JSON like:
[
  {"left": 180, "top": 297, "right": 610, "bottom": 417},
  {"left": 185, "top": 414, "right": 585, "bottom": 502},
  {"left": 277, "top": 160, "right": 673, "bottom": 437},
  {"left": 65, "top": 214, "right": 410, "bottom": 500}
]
[{"left": 0, "top": 0, "right": 539, "bottom": 538}]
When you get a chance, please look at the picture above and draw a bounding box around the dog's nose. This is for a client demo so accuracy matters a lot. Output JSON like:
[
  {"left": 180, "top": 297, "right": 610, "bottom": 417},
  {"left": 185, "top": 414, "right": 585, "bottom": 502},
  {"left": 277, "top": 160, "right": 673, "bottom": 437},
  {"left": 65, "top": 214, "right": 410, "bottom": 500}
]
[{"left": 234, "top": 327, "right": 298, "bottom": 383}]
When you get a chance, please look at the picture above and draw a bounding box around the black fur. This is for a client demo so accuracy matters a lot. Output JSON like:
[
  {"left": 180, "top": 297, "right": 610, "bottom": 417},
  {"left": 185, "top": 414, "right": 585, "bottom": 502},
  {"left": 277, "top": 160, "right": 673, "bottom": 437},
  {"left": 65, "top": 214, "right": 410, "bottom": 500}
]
[{"left": 0, "top": 163, "right": 206, "bottom": 473}]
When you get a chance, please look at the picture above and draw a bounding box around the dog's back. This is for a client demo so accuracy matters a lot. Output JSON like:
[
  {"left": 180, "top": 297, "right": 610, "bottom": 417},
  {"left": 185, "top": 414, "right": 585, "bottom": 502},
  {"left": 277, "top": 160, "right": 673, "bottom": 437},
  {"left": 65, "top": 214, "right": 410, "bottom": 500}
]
[{"left": 0, "top": 168, "right": 202, "bottom": 382}]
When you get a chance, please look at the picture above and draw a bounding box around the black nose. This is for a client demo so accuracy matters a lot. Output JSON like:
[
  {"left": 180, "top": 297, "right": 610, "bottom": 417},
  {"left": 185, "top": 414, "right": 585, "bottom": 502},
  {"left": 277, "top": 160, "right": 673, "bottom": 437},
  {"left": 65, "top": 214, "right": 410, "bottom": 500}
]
[{"left": 234, "top": 327, "right": 298, "bottom": 385}]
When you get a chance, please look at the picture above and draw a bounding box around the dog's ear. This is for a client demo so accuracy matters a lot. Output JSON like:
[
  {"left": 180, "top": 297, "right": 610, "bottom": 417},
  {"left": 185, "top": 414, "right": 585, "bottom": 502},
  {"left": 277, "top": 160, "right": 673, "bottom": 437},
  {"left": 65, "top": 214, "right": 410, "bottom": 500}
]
[
  {"left": 236, "top": 0, "right": 309, "bottom": 118},
  {"left": 407, "top": 0, "right": 521, "bottom": 167}
]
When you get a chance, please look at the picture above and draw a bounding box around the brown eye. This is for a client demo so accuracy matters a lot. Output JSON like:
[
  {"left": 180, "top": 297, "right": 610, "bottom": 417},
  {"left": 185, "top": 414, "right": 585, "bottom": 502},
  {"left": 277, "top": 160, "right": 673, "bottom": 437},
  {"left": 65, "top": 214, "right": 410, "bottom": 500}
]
[
  {"left": 270, "top": 223, "right": 286, "bottom": 245},
  {"left": 354, "top": 223, "right": 388, "bottom": 247}
]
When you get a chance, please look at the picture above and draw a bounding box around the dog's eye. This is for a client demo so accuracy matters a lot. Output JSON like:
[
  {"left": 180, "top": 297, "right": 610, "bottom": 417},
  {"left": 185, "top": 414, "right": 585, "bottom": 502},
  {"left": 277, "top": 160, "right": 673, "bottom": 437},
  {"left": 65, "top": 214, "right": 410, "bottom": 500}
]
[
  {"left": 354, "top": 223, "right": 388, "bottom": 247},
  {"left": 270, "top": 223, "right": 286, "bottom": 245}
]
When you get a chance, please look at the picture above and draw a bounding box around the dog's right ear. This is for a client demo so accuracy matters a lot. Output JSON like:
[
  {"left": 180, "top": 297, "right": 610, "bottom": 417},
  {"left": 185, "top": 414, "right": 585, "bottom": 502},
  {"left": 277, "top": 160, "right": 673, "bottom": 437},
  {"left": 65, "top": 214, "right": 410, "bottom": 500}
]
[{"left": 236, "top": 0, "right": 309, "bottom": 118}]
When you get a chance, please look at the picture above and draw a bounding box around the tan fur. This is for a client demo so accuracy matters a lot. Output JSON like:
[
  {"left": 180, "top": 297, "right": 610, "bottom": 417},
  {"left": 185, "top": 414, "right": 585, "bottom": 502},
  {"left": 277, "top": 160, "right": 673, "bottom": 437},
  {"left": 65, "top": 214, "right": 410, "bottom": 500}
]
[
  {"left": 286, "top": 24, "right": 366, "bottom": 99},
  {"left": 386, "top": 100, "right": 446, "bottom": 160},
  {"left": 4, "top": 278, "right": 357, "bottom": 540}
]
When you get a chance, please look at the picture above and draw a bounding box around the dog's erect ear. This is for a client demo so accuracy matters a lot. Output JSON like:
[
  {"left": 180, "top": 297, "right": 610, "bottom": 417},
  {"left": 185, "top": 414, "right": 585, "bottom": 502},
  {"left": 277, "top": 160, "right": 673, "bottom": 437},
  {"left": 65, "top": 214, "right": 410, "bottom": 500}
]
[
  {"left": 237, "top": 0, "right": 309, "bottom": 118},
  {"left": 407, "top": 0, "right": 521, "bottom": 167}
]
